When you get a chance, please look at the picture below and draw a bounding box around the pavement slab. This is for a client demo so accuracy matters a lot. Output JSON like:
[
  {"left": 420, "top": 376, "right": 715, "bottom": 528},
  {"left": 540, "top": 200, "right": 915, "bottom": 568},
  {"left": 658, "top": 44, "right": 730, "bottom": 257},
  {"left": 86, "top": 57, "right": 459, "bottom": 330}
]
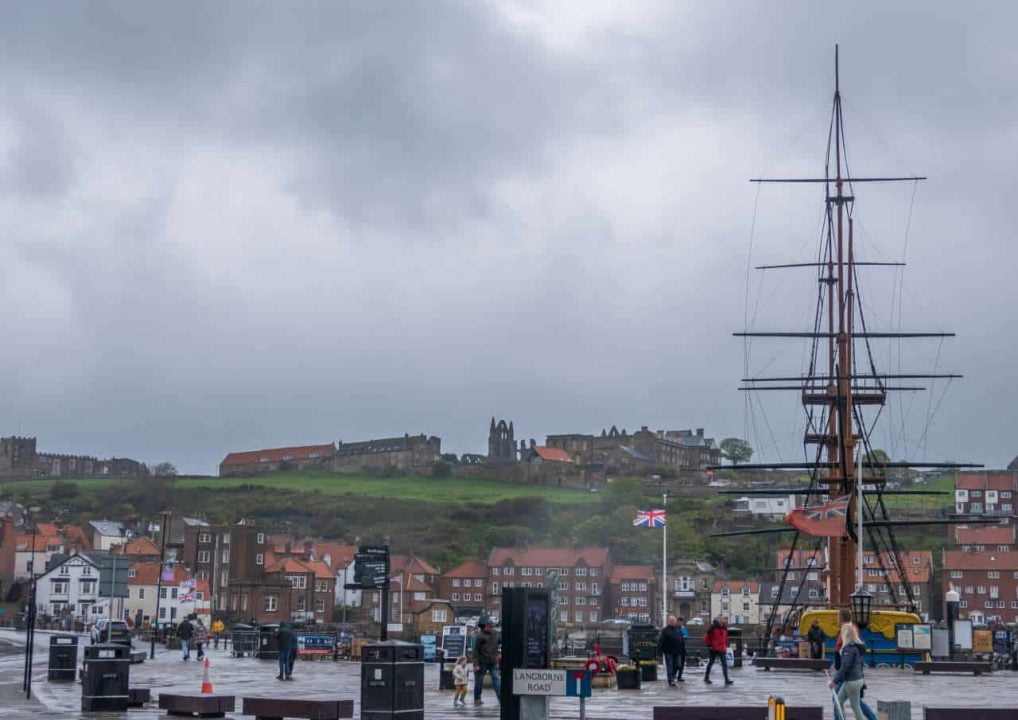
[{"left": 3, "top": 629, "right": 1017, "bottom": 719}]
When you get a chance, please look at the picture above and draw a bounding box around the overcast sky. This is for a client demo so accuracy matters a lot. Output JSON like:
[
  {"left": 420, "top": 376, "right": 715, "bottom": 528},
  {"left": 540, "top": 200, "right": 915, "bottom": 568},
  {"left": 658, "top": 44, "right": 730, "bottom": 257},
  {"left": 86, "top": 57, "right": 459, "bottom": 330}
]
[{"left": 2, "top": 2, "right": 1015, "bottom": 474}]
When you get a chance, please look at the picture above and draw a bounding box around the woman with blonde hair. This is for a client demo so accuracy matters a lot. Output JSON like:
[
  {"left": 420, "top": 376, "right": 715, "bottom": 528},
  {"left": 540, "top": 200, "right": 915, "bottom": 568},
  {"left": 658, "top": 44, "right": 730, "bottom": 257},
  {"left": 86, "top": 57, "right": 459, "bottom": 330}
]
[{"left": 829, "top": 622, "right": 866, "bottom": 719}]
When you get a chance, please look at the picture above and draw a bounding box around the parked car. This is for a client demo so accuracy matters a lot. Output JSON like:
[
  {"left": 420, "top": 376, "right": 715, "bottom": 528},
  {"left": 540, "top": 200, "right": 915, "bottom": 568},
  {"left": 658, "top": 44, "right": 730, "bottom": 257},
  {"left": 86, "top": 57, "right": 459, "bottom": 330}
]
[{"left": 90, "top": 619, "right": 131, "bottom": 646}]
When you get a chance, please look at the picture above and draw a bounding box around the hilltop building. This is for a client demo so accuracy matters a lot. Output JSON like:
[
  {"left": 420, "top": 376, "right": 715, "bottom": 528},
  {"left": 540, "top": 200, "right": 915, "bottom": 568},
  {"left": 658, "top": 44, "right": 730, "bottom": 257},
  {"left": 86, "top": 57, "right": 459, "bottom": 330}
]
[
  {"left": 545, "top": 426, "right": 720, "bottom": 472},
  {"left": 219, "top": 444, "right": 335, "bottom": 476},
  {"left": 334, "top": 434, "right": 441, "bottom": 474},
  {"left": 0, "top": 436, "right": 146, "bottom": 479},
  {"left": 487, "top": 419, "right": 516, "bottom": 464}
]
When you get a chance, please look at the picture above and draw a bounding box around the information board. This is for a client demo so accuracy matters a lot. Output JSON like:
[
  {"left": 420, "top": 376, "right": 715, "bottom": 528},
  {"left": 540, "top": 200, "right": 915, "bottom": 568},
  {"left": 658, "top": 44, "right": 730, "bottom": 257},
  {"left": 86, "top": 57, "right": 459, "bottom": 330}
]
[
  {"left": 353, "top": 545, "right": 389, "bottom": 588},
  {"left": 512, "top": 669, "right": 591, "bottom": 697},
  {"left": 953, "top": 619, "right": 973, "bottom": 651},
  {"left": 895, "top": 624, "right": 914, "bottom": 650},
  {"left": 912, "top": 624, "right": 932, "bottom": 651},
  {"left": 442, "top": 625, "right": 467, "bottom": 660},
  {"left": 525, "top": 595, "right": 550, "bottom": 669},
  {"left": 973, "top": 629, "right": 993, "bottom": 654}
]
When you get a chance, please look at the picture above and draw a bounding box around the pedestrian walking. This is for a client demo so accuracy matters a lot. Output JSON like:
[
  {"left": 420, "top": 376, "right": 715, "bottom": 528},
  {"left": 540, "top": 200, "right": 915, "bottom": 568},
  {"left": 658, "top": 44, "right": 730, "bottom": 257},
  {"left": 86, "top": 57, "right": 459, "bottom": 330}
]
[
  {"left": 276, "top": 622, "right": 297, "bottom": 680},
  {"left": 807, "top": 618, "right": 825, "bottom": 659},
  {"left": 452, "top": 655, "right": 469, "bottom": 707},
  {"left": 658, "top": 615, "right": 686, "bottom": 685},
  {"left": 703, "top": 614, "right": 733, "bottom": 685},
  {"left": 211, "top": 619, "right": 225, "bottom": 649},
  {"left": 194, "top": 617, "right": 209, "bottom": 660},
  {"left": 177, "top": 617, "right": 194, "bottom": 661},
  {"left": 830, "top": 623, "right": 868, "bottom": 720},
  {"left": 472, "top": 618, "right": 500, "bottom": 706},
  {"left": 832, "top": 609, "right": 877, "bottom": 720}
]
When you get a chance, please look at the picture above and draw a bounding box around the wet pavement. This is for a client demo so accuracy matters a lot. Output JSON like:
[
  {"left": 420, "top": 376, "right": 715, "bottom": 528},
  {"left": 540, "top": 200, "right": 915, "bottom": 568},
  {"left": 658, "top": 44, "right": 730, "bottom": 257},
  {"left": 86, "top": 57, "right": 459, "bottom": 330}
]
[{"left": 3, "top": 628, "right": 1017, "bottom": 719}]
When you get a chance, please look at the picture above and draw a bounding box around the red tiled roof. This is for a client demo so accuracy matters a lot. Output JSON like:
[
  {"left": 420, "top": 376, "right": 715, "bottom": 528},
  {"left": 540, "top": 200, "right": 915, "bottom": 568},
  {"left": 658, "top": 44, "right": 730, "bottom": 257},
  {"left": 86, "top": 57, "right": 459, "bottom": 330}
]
[
  {"left": 443, "top": 560, "right": 488, "bottom": 578},
  {"left": 533, "top": 447, "right": 572, "bottom": 463},
  {"left": 956, "top": 472, "right": 1017, "bottom": 491},
  {"left": 313, "top": 542, "right": 356, "bottom": 570},
  {"left": 36, "top": 523, "right": 60, "bottom": 537},
  {"left": 304, "top": 560, "right": 335, "bottom": 580},
  {"left": 610, "top": 564, "right": 655, "bottom": 583},
  {"left": 391, "top": 554, "right": 440, "bottom": 576},
  {"left": 128, "top": 562, "right": 189, "bottom": 586},
  {"left": 403, "top": 576, "right": 433, "bottom": 592},
  {"left": 955, "top": 524, "right": 1016, "bottom": 546},
  {"left": 116, "top": 537, "right": 161, "bottom": 556},
  {"left": 713, "top": 579, "right": 760, "bottom": 593},
  {"left": 944, "top": 550, "right": 1018, "bottom": 571},
  {"left": 488, "top": 547, "right": 610, "bottom": 568},
  {"left": 265, "top": 557, "right": 314, "bottom": 574},
  {"left": 220, "top": 444, "right": 335, "bottom": 468},
  {"left": 62, "top": 526, "right": 92, "bottom": 550},
  {"left": 15, "top": 535, "right": 64, "bottom": 552}
]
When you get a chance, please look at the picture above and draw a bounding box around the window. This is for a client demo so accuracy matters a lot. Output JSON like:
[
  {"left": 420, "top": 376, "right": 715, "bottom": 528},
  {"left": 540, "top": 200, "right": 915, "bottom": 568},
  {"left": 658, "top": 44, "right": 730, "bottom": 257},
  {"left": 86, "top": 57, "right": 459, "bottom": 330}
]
[
  {"left": 198, "top": 551, "right": 210, "bottom": 564},
  {"left": 989, "top": 571, "right": 1000, "bottom": 579},
  {"left": 474, "top": 593, "right": 482, "bottom": 602},
  {"left": 432, "top": 609, "right": 448, "bottom": 623},
  {"left": 591, "top": 582, "right": 599, "bottom": 595},
  {"left": 575, "top": 582, "right": 586, "bottom": 591},
  {"left": 256, "top": 533, "right": 265, "bottom": 544},
  {"left": 241, "top": 594, "right": 248, "bottom": 611},
  {"left": 590, "top": 568, "right": 598, "bottom": 577},
  {"left": 171, "top": 587, "right": 178, "bottom": 599},
  {"left": 80, "top": 581, "right": 95, "bottom": 594},
  {"left": 971, "top": 503, "right": 983, "bottom": 514},
  {"left": 965, "top": 586, "right": 974, "bottom": 594},
  {"left": 474, "top": 579, "right": 483, "bottom": 587},
  {"left": 560, "top": 611, "right": 569, "bottom": 622},
  {"left": 977, "top": 586, "right": 986, "bottom": 594},
  {"left": 504, "top": 566, "right": 515, "bottom": 576},
  {"left": 160, "top": 587, "right": 168, "bottom": 599},
  {"left": 264, "top": 595, "right": 277, "bottom": 612},
  {"left": 315, "top": 598, "right": 325, "bottom": 613},
  {"left": 492, "top": 567, "right": 500, "bottom": 576},
  {"left": 52, "top": 581, "right": 68, "bottom": 595},
  {"left": 558, "top": 582, "right": 568, "bottom": 591},
  {"left": 576, "top": 597, "right": 586, "bottom": 606},
  {"left": 221, "top": 570, "right": 229, "bottom": 588},
  {"left": 492, "top": 583, "right": 500, "bottom": 594},
  {"left": 452, "top": 593, "right": 460, "bottom": 602},
  {"left": 222, "top": 533, "right": 231, "bottom": 544},
  {"left": 414, "top": 592, "right": 426, "bottom": 601},
  {"left": 743, "top": 602, "right": 751, "bottom": 612},
  {"left": 971, "top": 490, "right": 983, "bottom": 498},
  {"left": 589, "top": 611, "right": 598, "bottom": 622},
  {"left": 127, "top": 568, "right": 136, "bottom": 578},
  {"left": 199, "top": 533, "right": 211, "bottom": 543},
  {"left": 315, "top": 580, "right": 329, "bottom": 593},
  {"left": 960, "top": 600, "right": 968, "bottom": 608},
  {"left": 288, "top": 575, "right": 307, "bottom": 590},
  {"left": 220, "top": 549, "right": 231, "bottom": 563},
  {"left": 138, "top": 588, "right": 145, "bottom": 599},
  {"left": 560, "top": 568, "right": 569, "bottom": 576},
  {"left": 82, "top": 566, "right": 92, "bottom": 576},
  {"left": 522, "top": 567, "right": 533, "bottom": 576},
  {"left": 159, "top": 607, "right": 167, "bottom": 620},
  {"left": 950, "top": 571, "right": 963, "bottom": 579},
  {"left": 452, "top": 579, "right": 461, "bottom": 588},
  {"left": 297, "top": 596, "right": 306, "bottom": 611},
  {"left": 255, "top": 554, "right": 264, "bottom": 566},
  {"left": 59, "top": 565, "right": 69, "bottom": 576},
  {"left": 576, "top": 567, "right": 587, "bottom": 577}
]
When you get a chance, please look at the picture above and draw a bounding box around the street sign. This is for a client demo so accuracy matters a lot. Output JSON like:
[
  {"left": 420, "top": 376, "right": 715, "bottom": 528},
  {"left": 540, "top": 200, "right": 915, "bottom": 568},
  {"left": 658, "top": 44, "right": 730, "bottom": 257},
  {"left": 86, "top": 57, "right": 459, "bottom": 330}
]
[
  {"left": 386, "top": 623, "right": 403, "bottom": 633},
  {"left": 511, "top": 669, "right": 591, "bottom": 697},
  {"left": 353, "top": 545, "right": 390, "bottom": 588}
]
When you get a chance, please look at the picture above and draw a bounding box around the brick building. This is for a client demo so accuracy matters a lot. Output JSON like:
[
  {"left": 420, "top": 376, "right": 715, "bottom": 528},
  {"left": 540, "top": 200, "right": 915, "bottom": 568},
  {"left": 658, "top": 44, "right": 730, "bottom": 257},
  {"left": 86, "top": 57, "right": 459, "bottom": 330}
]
[
  {"left": 608, "top": 564, "right": 657, "bottom": 623},
  {"left": 943, "top": 550, "right": 1018, "bottom": 625},
  {"left": 954, "top": 524, "right": 1017, "bottom": 552},
  {"left": 219, "top": 443, "right": 335, "bottom": 476},
  {"left": 261, "top": 557, "right": 336, "bottom": 623},
  {"left": 364, "top": 554, "right": 441, "bottom": 629},
  {"left": 954, "top": 472, "right": 1017, "bottom": 518},
  {"left": 668, "top": 558, "right": 721, "bottom": 622},
  {"left": 861, "top": 550, "right": 935, "bottom": 618},
  {"left": 485, "top": 547, "right": 610, "bottom": 627},
  {"left": 437, "top": 559, "right": 487, "bottom": 618},
  {"left": 333, "top": 434, "right": 441, "bottom": 474},
  {"left": 183, "top": 520, "right": 269, "bottom": 615},
  {"left": 545, "top": 426, "right": 719, "bottom": 471}
]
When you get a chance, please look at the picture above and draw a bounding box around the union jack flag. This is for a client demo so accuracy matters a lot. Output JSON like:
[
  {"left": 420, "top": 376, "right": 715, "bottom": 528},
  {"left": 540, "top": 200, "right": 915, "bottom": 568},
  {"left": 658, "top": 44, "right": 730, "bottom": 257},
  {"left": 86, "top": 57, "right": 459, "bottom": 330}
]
[{"left": 633, "top": 509, "right": 667, "bottom": 528}]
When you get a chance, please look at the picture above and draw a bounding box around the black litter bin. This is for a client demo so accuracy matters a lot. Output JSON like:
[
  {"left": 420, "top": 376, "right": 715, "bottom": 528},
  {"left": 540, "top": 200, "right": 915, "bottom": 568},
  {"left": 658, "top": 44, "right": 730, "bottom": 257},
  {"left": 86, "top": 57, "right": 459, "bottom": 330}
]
[
  {"left": 81, "top": 642, "right": 130, "bottom": 712},
  {"left": 48, "top": 634, "right": 79, "bottom": 681},
  {"left": 256, "top": 624, "right": 280, "bottom": 660},
  {"left": 361, "top": 641, "right": 424, "bottom": 720},
  {"left": 729, "top": 627, "right": 743, "bottom": 668}
]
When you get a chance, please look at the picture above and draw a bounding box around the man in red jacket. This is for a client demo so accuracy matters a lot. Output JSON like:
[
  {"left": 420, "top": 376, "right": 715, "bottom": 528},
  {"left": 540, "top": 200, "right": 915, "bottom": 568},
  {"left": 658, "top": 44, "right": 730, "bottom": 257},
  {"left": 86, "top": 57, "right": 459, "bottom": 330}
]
[{"left": 703, "top": 615, "right": 733, "bottom": 685}]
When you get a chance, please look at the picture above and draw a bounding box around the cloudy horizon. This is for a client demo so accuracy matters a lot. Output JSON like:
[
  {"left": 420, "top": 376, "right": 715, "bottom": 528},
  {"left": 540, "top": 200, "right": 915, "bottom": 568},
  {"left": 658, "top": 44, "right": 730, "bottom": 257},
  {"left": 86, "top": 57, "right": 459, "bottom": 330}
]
[{"left": 2, "top": 2, "right": 1015, "bottom": 474}]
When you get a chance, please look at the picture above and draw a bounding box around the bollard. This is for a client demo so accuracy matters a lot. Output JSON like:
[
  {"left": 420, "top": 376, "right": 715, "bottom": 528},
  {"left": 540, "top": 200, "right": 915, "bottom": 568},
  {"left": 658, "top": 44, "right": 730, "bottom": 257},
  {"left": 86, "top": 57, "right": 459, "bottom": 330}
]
[
  {"left": 768, "top": 695, "right": 786, "bottom": 720},
  {"left": 876, "top": 700, "right": 910, "bottom": 720}
]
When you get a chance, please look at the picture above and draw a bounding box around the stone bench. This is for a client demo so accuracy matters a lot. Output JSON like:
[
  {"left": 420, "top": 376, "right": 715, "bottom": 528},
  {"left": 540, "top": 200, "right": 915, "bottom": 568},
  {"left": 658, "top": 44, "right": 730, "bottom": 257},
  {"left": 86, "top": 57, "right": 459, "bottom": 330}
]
[
  {"left": 914, "top": 660, "right": 992, "bottom": 675},
  {"left": 130, "top": 651, "right": 147, "bottom": 664},
  {"left": 653, "top": 706, "right": 824, "bottom": 720},
  {"left": 925, "top": 709, "right": 1018, "bottom": 720},
  {"left": 128, "top": 688, "right": 151, "bottom": 708},
  {"left": 752, "top": 657, "right": 832, "bottom": 671},
  {"left": 241, "top": 697, "right": 354, "bottom": 720},
  {"left": 158, "top": 693, "right": 236, "bottom": 718}
]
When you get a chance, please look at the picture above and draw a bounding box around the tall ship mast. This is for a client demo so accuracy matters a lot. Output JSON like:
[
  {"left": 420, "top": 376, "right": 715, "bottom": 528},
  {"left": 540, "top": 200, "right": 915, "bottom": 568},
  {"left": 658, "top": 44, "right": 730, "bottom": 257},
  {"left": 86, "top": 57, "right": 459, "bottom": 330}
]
[{"left": 710, "top": 47, "right": 986, "bottom": 645}]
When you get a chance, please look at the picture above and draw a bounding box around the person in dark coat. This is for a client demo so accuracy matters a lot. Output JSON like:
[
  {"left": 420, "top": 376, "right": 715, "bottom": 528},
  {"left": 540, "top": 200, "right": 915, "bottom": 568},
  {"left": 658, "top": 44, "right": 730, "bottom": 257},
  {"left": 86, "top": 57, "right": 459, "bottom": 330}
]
[
  {"left": 703, "top": 615, "right": 732, "bottom": 685},
  {"left": 830, "top": 623, "right": 868, "bottom": 719},
  {"left": 658, "top": 615, "right": 686, "bottom": 685},
  {"left": 472, "top": 618, "right": 500, "bottom": 706},
  {"left": 276, "top": 623, "right": 297, "bottom": 680},
  {"left": 807, "top": 619, "right": 825, "bottom": 659},
  {"left": 176, "top": 618, "right": 194, "bottom": 661}
]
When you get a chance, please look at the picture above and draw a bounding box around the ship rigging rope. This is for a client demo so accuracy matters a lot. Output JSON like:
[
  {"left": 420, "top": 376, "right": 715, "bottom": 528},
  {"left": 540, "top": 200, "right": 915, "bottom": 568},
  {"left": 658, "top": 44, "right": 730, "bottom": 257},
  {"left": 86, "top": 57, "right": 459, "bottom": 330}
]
[{"left": 743, "top": 182, "right": 762, "bottom": 446}]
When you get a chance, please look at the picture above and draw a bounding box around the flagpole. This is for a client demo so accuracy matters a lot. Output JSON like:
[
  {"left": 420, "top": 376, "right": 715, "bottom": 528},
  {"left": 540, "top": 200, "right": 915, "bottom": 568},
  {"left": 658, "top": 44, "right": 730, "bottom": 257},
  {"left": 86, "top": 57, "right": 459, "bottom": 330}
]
[
  {"left": 856, "top": 447, "right": 863, "bottom": 591},
  {"left": 662, "top": 492, "right": 667, "bottom": 627}
]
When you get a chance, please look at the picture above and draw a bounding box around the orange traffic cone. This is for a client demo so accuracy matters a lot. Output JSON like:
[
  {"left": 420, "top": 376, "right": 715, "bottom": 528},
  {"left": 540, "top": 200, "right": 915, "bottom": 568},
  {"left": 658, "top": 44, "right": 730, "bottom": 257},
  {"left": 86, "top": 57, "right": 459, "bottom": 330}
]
[{"left": 201, "top": 657, "right": 214, "bottom": 694}]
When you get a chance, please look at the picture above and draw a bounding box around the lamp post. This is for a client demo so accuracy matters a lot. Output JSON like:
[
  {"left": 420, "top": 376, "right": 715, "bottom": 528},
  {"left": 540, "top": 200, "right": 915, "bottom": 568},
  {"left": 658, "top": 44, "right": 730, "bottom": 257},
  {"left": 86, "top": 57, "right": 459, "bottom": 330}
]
[
  {"left": 150, "top": 511, "right": 170, "bottom": 659},
  {"left": 850, "top": 588, "right": 874, "bottom": 629},
  {"left": 945, "top": 588, "right": 960, "bottom": 660},
  {"left": 22, "top": 520, "right": 39, "bottom": 699}
]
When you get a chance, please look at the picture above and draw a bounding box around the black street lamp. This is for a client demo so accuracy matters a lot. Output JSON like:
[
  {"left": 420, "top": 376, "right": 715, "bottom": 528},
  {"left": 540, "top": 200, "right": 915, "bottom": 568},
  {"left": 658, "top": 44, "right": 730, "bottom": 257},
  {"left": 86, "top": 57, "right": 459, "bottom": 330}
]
[{"left": 850, "top": 588, "right": 874, "bottom": 629}]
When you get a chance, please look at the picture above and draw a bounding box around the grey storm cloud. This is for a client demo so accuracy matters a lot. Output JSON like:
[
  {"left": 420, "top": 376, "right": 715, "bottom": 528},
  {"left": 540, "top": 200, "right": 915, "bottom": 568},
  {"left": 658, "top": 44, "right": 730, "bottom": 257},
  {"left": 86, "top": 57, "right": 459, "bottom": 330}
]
[{"left": 0, "top": 1, "right": 1016, "bottom": 473}]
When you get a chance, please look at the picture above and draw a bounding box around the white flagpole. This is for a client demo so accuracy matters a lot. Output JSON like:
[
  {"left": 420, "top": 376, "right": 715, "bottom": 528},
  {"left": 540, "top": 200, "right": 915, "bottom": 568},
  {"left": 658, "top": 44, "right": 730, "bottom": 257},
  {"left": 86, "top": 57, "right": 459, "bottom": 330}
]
[
  {"left": 856, "top": 447, "right": 864, "bottom": 591},
  {"left": 662, "top": 492, "right": 668, "bottom": 626}
]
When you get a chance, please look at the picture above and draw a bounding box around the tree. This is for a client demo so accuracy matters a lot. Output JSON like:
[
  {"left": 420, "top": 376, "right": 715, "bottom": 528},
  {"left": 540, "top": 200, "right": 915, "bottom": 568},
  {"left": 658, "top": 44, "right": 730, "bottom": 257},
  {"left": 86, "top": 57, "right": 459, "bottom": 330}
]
[
  {"left": 152, "top": 462, "right": 177, "bottom": 477},
  {"left": 719, "top": 438, "right": 753, "bottom": 465},
  {"left": 865, "top": 449, "right": 890, "bottom": 465},
  {"left": 51, "top": 480, "right": 80, "bottom": 501}
]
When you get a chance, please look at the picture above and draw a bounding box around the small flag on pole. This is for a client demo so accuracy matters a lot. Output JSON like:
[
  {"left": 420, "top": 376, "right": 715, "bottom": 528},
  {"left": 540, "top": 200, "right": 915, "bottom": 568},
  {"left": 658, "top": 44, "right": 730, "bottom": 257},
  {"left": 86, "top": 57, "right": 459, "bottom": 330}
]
[{"left": 633, "top": 509, "right": 667, "bottom": 528}]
